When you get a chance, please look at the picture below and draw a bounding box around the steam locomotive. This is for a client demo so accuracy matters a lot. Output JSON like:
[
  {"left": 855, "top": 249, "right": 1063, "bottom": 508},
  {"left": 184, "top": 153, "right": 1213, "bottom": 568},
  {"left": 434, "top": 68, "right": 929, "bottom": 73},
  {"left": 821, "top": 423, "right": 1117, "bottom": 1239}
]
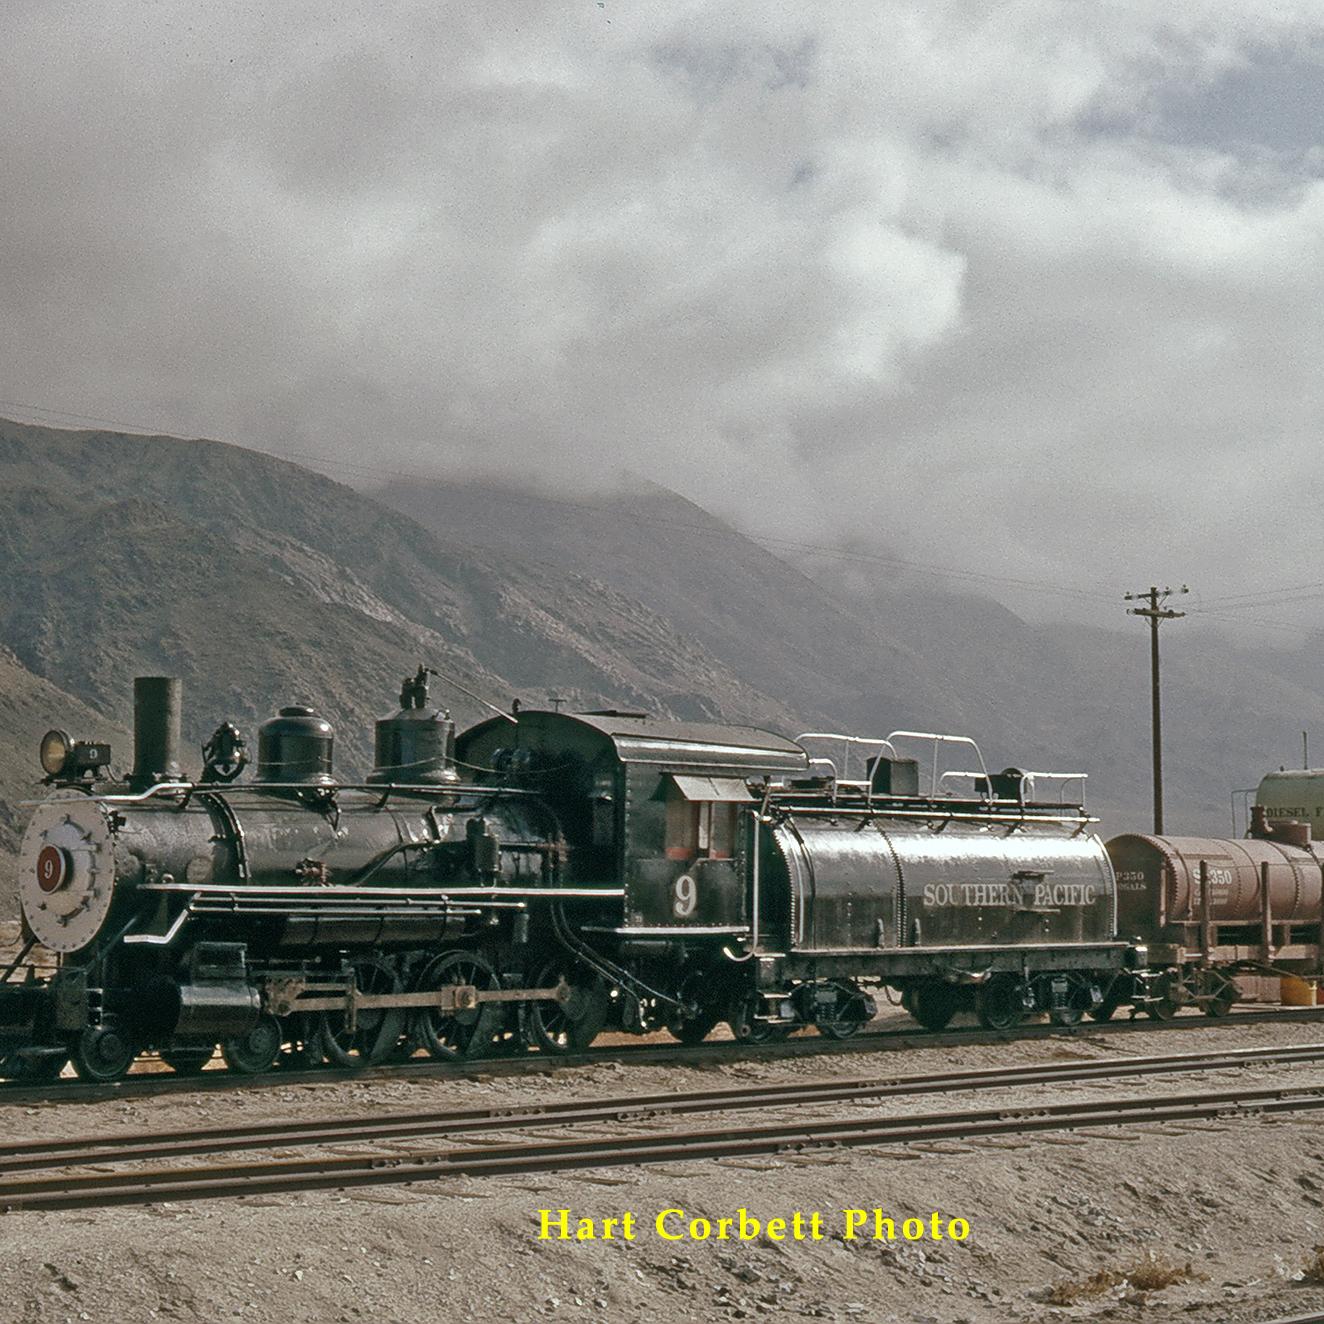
[{"left": 0, "top": 670, "right": 1308, "bottom": 1084}]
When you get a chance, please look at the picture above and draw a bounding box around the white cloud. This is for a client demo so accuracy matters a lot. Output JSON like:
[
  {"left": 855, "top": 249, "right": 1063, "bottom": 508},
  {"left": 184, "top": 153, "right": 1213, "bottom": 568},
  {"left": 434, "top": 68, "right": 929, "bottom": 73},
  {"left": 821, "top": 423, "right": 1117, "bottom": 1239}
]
[{"left": 2, "top": 2, "right": 1322, "bottom": 619}]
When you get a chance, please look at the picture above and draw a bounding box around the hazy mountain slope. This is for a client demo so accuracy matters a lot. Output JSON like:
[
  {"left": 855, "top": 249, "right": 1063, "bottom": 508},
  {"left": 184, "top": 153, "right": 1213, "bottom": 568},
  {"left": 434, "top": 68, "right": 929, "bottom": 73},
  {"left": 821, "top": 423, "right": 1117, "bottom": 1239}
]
[
  {"left": 0, "top": 419, "right": 805, "bottom": 763},
  {"left": 0, "top": 487, "right": 501, "bottom": 770},
  {"left": 377, "top": 477, "right": 955, "bottom": 736},
  {"left": 383, "top": 473, "right": 1324, "bottom": 836},
  {"left": 2, "top": 417, "right": 1318, "bottom": 848}
]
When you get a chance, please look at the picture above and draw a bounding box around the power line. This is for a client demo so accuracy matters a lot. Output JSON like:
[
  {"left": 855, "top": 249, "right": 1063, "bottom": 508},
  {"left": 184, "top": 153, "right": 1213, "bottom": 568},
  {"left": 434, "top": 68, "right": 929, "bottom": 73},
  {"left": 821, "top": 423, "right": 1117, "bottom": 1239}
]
[
  {"left": 1186, "top": 607, "right": 1319, "bottom": 636},
  {"left": 1197, "top": 580, "right": 1324, "bottom": 608}
]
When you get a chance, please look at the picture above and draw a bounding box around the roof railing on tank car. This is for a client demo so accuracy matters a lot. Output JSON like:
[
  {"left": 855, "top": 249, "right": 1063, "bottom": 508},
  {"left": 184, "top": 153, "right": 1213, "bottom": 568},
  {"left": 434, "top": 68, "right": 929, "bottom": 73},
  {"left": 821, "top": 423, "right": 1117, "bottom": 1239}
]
[
  {"left": 796, "top": 732, "right": 900, "bottom": 782},
  {"left": 796, "top": 729, "right": 995, "bottom": 806},
  {"left": 939, "top": 768, "right": 1089, "bottom": 810}
]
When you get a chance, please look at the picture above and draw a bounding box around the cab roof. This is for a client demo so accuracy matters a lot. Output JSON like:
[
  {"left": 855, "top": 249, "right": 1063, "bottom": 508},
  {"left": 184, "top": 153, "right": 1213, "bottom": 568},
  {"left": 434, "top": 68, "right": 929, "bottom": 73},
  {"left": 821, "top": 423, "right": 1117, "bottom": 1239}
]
[{"left": 456, "top": 708, "right": 808, "bottom": 773}]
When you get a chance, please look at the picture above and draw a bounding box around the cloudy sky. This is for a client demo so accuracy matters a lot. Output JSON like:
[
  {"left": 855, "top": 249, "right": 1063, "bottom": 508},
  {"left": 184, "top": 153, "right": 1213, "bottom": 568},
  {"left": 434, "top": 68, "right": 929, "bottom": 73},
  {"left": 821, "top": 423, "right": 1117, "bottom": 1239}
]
[{"left": 2, "top": 3, "right": 1322, "bottom": 628}]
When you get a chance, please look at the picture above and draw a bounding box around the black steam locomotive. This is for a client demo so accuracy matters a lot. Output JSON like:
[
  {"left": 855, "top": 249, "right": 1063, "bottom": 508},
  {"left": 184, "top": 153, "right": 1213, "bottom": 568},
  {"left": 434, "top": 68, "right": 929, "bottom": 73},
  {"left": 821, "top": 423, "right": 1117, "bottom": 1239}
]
[{"left": 0, "top": 672, "right": 1150, "bottom": 1082}]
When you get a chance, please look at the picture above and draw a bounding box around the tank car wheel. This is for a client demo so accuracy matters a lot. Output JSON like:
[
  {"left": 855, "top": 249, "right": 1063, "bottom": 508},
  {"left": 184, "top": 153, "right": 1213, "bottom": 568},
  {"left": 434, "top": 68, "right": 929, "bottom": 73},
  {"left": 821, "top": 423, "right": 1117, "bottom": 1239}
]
[
  {"left": 222, "top": 1016, "right": 283, "bottom": 1074},
  {"left": 1202, "top": 975, "right": 1238, "bottom": 1018},
  {"left": 818, "top": 1019, "right": 864, "bottom": 1040},
  {"left": 908, "top": 982, "right": 959, "bottom": 1032},
  {"left": 529, "top": 963, "right": 610, "bottom": 1055},
  {"left": 71, "top": 1025, "right": 138, "bottom": 1083},
  {"left": 667, "top": 1012, "right": 720, "bottom": 1046},
  {"left": 1144, "top": 971, "right": 1181, "bottom": 1022},
  {"left": 319, "top": 958, "right": 407, "bottom": 1068},
  {"left": 816, "top": 982, "right": 874, "bottom": 1039},
  {"left": 0, "top": 1051, "right": 68, "bottom": 1083},
  {"left": 160, "top": 1045, "right": 215, "bottom": 1076},
  {"left": 411, "top": 950, "right": 502, "bottom": 1061},
  {"left": 975, "top": 976, "right": 1025, "bottom": 1032}
]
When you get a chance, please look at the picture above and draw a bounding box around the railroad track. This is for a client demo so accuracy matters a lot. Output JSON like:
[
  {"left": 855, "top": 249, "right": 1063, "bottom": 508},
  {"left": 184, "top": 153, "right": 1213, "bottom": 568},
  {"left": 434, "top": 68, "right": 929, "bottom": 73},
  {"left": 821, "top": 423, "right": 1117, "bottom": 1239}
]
[
  {"left": 4, "top": 1073, "right": 1324, "bottom": 1213},
  {"left": 5, "top": 1039, "right": 1324, "bottom": 1175},
  {"left": 5, "top": 1001, "right": 1324, "bottom": 1108},
  {"left": 4, "top": 1041, "right": 1324, "bottom": 1212}
]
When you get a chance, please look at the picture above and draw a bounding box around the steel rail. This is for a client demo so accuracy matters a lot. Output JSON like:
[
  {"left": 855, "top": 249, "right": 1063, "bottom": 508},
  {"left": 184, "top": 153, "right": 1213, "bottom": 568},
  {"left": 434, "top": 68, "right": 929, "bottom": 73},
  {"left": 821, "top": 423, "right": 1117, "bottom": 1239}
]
[
  {"left": 6, "top": 1002, "right": 1324, "bottom": 1108},
  {"left": 4, "top": 1079, "right": 1324, "bottom": 1213},
  {"left": 7, "top": 1038, "right": 1324, "bottom": 1175},
  {"left": 4, "top": 1041, "right": 1324, "bottom": 1175}
]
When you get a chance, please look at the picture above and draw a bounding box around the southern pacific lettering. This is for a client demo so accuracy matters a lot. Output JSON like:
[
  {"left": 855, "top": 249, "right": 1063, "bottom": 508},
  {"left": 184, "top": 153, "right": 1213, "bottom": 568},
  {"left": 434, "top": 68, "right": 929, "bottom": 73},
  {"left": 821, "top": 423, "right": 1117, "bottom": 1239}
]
[{"left": 922, "top": 882, "right": 1099, "bottom": 907}]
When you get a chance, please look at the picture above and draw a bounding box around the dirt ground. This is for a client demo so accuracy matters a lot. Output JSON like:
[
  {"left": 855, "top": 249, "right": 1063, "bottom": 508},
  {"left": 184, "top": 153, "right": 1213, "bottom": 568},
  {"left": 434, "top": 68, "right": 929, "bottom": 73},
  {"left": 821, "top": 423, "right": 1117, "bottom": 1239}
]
[{"left": 4, "top": 1019, "right": 1324, "bottom": 1324}]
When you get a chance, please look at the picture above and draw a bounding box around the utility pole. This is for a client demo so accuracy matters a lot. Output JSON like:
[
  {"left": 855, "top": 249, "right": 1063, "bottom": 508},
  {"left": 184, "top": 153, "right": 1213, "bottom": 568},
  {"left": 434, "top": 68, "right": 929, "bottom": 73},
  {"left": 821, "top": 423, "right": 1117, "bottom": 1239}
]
[{"left": 1124, "top": 585, "right": 1188, "bottom": 834}]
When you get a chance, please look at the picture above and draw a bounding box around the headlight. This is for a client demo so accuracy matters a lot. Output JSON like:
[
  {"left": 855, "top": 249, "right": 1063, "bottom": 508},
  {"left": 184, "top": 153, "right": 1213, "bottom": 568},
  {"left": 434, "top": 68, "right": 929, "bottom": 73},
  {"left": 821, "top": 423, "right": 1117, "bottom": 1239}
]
[{"left": 39, "top": 729, "right": 73, "bottom": 777}]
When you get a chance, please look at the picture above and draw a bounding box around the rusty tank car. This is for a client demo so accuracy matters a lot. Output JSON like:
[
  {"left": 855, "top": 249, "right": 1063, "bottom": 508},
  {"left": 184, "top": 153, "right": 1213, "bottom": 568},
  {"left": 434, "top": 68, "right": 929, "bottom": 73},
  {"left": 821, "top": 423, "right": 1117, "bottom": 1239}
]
[{"left": 1105, "top": 809, "right": 1324, "bottom": 1019}]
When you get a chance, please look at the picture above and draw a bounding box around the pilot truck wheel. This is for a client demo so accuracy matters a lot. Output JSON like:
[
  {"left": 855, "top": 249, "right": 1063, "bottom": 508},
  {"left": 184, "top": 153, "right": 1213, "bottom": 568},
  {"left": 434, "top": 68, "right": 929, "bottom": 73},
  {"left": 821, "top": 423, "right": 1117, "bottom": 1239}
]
[{"left": 71, "top": 1023, "right": 138, "bottom": 1083}]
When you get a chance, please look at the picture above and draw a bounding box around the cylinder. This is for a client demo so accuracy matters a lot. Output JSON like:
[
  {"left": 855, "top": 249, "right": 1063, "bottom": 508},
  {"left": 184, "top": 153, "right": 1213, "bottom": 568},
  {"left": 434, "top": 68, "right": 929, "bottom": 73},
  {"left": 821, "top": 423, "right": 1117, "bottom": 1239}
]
[
  {"left": 171, "top": 983, "right": 261, "bottom": 1039},
  {"left": 131, "top": 676, "right": 182, "bottom": 790},
  {"left": 136, "top": 977, "right": 260, "bottom": 1039}
]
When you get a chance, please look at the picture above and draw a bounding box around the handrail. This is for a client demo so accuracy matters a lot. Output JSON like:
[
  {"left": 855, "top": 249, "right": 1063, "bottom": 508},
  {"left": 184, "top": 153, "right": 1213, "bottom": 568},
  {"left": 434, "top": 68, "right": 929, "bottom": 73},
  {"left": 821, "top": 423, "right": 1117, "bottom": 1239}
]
[
  {"left": 796, "top": 729, "right": 1002, "bottom": 804},
  {"left": 885, "top": 730, "right": 990, "bottom": 797},
  {"left": 794, "top": 733, "right": 900, "bottom": 783},
  {"left": 939, "top": 769, "right": 1089, "bottom": 806}
]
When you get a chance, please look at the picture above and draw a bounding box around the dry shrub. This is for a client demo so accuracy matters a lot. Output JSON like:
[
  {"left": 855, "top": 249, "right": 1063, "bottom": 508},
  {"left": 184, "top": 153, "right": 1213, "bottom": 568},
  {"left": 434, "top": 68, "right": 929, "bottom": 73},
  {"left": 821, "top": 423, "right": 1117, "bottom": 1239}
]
[
  {"left": 1126, "top": 1257, "right": 1199, "bottom": 1292},
  {"left": 1043, "top": 1268, "right": 1124, "bottom": 1306},
  {"left": 1303, "top": 1246, "right": 1324, "bottom": 1284},
  {"left": 1044, "top": 1256, "right": 1202, "bottom": 1305}
]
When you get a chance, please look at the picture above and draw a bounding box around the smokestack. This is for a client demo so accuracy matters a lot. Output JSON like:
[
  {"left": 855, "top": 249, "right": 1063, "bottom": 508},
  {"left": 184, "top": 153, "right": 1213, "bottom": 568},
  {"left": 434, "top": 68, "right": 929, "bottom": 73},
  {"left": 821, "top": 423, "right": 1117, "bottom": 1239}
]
[{"left": 131, "top": 676, "right": 182, "bottom": 790}]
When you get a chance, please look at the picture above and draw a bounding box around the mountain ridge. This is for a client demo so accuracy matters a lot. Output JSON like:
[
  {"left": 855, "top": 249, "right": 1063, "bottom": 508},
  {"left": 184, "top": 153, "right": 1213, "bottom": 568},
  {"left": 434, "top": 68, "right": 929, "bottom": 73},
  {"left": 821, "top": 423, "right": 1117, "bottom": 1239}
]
[{"left": 1, "top": 415, "right": 1321, "bottom": 895}]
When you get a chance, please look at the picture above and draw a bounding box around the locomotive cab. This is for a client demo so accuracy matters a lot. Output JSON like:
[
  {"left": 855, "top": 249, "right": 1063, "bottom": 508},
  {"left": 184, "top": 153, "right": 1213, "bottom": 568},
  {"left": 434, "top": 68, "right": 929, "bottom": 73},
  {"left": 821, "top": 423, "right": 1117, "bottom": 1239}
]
[{"left": 457, "top": 709, "right": 808, "bottom": 937}]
